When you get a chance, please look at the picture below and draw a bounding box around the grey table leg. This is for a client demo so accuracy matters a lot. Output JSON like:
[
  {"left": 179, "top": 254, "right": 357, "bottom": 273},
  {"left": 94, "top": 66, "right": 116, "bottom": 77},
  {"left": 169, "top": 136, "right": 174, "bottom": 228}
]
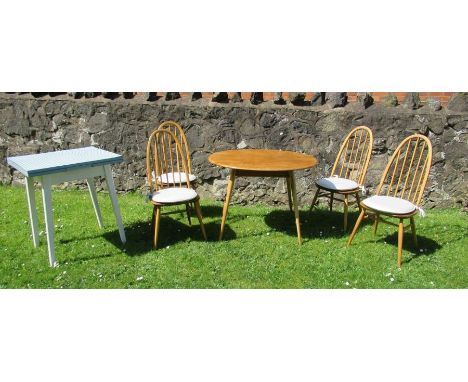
[
  {"left": 103, "top": 165, "right": 126, "bottom": 244},
  {"left": 25, "top": 177, "right": 39, "bottom": 247}
]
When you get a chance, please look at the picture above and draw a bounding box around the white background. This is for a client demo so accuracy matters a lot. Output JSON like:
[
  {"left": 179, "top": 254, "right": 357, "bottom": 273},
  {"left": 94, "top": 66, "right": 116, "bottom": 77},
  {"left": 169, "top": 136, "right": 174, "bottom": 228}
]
[{"left": 0, "top": 1, "right": 467, "bottom": 381}]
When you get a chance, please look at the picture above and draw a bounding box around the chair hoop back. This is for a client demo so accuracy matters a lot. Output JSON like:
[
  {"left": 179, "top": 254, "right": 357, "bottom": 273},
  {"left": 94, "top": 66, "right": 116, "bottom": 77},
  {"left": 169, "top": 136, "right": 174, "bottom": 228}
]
[
  {"left": 376, "top": 134, "right": 432, "bottom": 206},
  {"left": 330, "top": 125, "right": 373, "bottom": 186},
  {"left": 146, "top": 129, "right": 191, "bottom": 192},
  {"left": 157, "top": 121, "right": 192, "bottom": 173}
]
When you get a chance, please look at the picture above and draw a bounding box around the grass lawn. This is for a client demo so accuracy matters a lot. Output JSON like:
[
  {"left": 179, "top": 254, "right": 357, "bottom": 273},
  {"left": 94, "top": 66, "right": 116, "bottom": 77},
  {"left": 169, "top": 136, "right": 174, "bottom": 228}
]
[{"left": 0, "top": 184, "right": 466, "bottom": 288}]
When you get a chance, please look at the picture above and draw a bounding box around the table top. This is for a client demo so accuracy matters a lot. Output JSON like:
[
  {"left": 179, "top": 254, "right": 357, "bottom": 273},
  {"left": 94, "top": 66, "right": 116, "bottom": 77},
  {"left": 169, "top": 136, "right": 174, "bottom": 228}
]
[
  {"left": 7, "top": 146, "right": 123, "bottom": 177},
  {"left": 208, "top": 149, "right": 317, "bottom": 172}
]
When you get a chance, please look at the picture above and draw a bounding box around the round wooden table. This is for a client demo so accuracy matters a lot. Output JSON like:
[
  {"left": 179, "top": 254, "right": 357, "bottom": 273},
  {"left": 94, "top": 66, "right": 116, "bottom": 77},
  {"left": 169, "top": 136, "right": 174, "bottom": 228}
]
[{"left": 209, "top": 149, "right": 318, "bottom": 244}]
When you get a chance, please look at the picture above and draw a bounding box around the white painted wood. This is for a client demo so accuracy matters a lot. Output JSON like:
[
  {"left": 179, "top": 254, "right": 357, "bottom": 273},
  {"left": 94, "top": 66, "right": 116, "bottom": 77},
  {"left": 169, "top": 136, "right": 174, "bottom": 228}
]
[
  {"left": 41, "top": 177, "right": 57, "bottom": 267},
  {"left": 104, "top": 165, "right": 126, "bottom": 244},
  {"left": 86, "top": 177, "right": 103, "bottom": 228},
  {"left": 44, "top": 165, "right": 105, "bottom": 184},
  {"left": 25, "top": 177, "right": 39, "bottom": 247},
  {"left": 7, "top": 146, "right": 122, "bottom": 177}
]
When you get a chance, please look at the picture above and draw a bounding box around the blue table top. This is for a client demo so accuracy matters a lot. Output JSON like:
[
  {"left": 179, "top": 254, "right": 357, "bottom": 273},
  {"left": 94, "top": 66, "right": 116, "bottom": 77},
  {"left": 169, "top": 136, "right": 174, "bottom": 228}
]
[{"left": 7, "top": 146, "right": 123, "bottom": 177}]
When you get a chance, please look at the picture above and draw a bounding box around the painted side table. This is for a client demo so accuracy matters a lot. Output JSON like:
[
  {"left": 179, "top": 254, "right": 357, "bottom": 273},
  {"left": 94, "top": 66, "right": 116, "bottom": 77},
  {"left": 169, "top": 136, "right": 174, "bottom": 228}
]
[{"left": 7, "top": 146, "right": 126, "bottom": 266}]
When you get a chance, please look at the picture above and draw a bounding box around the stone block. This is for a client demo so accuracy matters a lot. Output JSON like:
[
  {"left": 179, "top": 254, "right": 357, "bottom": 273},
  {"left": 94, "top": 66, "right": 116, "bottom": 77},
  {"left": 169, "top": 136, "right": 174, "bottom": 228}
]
[
  {"left": 273, "top": 92, "right": 285, "bottom": 105},
  {"left": 425, "top": 97, "right": 442, "bottom": 111},
  {"left": 212, "top": 92, "right": 229, "bottom": 103},
  {"left": 325, "top": 92, "right": 347, "bottom": 108},
  {"left": 310, "top": 92, "right": 325, "bottom": 106},
  {"left": 165, "top": 92, "right": 181, "bottom": 101},
  {"left": 250, "top": 92, "right": 263, "bottom": 105},
  {"left": 191, "top": 92, "right": 202, "bottom": 101},
  {"left": 289, "top": 92, "right": 306, "bottom": 106},
  {"left": 231, "top": 92, "right": 242, "bottom": 103},
  {"left": 447, "top": 93, "right": 468, "bottom": 112},
  {"left": 356, "top": 92, "right": 374, "bottom": 109},
  {"left": 381, "top": 93, "right": 398, "bottom": 107},
  {"left": 402, "top": 92, "right": 421, "bottom": 109}
]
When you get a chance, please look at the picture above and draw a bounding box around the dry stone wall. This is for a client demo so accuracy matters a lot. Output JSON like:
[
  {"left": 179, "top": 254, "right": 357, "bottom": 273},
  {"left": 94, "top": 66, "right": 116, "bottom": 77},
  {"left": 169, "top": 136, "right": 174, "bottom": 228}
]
[{"left": 0, "top": 93, "right": 467, "bottom": 209}]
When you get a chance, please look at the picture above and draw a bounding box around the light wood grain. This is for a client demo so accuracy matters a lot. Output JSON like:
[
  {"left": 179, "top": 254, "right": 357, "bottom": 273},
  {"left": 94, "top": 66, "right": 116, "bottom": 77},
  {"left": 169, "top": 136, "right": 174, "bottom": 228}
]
[{"left": 209, "top": 149, "right": 317, "bottom": 172}]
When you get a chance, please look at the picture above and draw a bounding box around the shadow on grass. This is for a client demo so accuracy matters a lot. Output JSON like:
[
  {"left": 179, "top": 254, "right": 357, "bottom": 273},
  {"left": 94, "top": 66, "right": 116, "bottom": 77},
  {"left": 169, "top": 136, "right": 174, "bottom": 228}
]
[
  {"left": 103, "top": 217, "right": 236, "bottom": 256},
  {"left": 376, "top": 232, "right": 442, "bottom": 264},
  {"left": 161, "top": 204, "right": 248, "bottom": 226},
  {"left": 194, "top": 205, "right": 223, "bottom": 218},
  {"left": 264, "top": 208, "right": 372, "bottom": 241}
]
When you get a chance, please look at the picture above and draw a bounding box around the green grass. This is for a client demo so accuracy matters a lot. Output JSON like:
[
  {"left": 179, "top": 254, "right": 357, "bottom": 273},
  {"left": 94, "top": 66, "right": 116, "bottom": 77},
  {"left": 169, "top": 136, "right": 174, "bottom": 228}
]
[{"left": 0, "top": 184, "right": 467, "bottom": 288}]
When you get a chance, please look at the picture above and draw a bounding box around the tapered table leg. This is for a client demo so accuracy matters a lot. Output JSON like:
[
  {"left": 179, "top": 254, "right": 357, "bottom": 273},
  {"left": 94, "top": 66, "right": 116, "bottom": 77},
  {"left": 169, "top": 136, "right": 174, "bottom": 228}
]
[
  {"left": 103, "top": 165, "right": 126, "bottom": 244},
  {"left": 289, "top": 171, "right": 302, "bottom": 245},
  {"left": 41, "top": 177, "right": 57, "bottom": 267},
  {"left": 86, "top": 177, "right": 103, "bottom": 228},
  {"left": 286, "top": 175, "right": 293, "bottom": 212},
  {"left": 219, "top": 169, "right": 236, "bottom": 241},
  {"left": 25, "top": 177, "right": 39, "bottom": 247}
]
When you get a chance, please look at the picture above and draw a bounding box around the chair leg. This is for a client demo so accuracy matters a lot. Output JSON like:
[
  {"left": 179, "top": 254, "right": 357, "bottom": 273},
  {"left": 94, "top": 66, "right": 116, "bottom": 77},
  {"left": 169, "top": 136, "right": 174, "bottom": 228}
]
[
  {"left": 153, "top": 206, "right": 161, "bottom": 249},
  {"left": 410, "top": 216, "right": 418, "bottom": 248},
  {"left": 151, "top": 205, "right": 156, "bottom": 231},
  {"left": 343, "top": 194, "right": 349, "bottom": 231},
  {"left": 329, "top": 192, "right": 334, "bottom": 211},
  {"left": 185, "top": 203, "right": 192, "bottom": 226},
  {"left": 355, "top": 192, "right": 362, "bottom": 212},
  {"left": 194, "top": 200, "right": 207, "bottom": 240},
  {"left": 347, "top": 209, "right": 365, "bottom": 246},
  {"left": 397, "top": 218, "right": 404, "bottom": 268},
  {"left": 373, "top": 214, "right": 380, "bottom": 236},
  {"left": 309, "top": 187, "right": 320, "bottom": 215}
]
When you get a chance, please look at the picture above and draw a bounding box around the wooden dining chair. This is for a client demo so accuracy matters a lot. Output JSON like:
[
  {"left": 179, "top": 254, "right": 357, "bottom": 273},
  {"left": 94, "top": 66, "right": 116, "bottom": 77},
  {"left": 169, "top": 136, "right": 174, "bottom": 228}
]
[
  {"left": 309, "top": 125, "right": 373, "bottom": 230},
  {"left": 347, "top": 134, "right": 432, "bottom": 267},
  {"left": 155, "top": 120, "right": 198, "bottom": 223},
  {"left": 156, "top": 120, "right": 196, "bottom": 185},
  {"left": 146, "top": 129, "right": 207, "bottom": 248}
]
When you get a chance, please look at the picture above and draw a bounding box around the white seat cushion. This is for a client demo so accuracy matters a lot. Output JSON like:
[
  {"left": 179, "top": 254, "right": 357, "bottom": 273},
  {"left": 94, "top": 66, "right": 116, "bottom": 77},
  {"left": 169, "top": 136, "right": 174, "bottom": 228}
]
[
  {"left": 316, "top": 177, "right": 359, "bottom": 191},
  {"left": 153, "top": 171, "right": 197, "bottom": 184},
  {"left": 151, "top": 187, "right": 198, "bottom": 204},
  {"left": 361, "top": 195, "right": 417, "bottom": 215}
]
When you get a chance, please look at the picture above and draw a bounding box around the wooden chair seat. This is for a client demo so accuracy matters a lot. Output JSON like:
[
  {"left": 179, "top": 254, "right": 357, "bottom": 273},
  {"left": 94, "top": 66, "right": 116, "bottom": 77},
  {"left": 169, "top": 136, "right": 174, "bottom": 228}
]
[
  {"left": 151, "top": 187, "right": 198, "bottom": 204},
  {"left": 361, "top": 195, "right": 417, "bottom": 216},
  {"left": 316, "top": 176, "right": 359, "bottom": 192}
]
